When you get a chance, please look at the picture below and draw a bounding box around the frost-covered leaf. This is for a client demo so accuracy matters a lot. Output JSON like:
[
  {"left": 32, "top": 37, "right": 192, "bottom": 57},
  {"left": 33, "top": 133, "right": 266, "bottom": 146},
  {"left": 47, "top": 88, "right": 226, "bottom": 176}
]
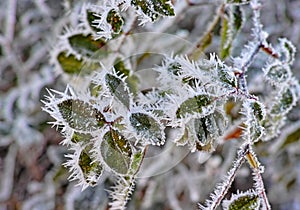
[
  {"left": 176, "top": 94, "right": 215, "bottom": 119},
  {"left": 243, "top": 100, "right": 266, "bottom": 141},
  {"left": 261, "top": 114, "right": 285, "bottom": 141},
  {"left": 101, "top": 129, "right": 132, "bottom": 175},
  {"left": 106, "top": 9, "right": 124, "bottom": 34},
  {"left": 57, "top": 99, "right": 106, "bottom": 132},
  {"left": 218, "top": 66, "right": 237, "bottom": 88},
  {"left": 264, "top": 63, "right": 291, "bottom": 84},
  {"left": 193, "top": 111, "right": 226, "bottom": 152},
  {"left": 79, "top": 149, "right": 103, "bottom": 186},
  {"left": 131, "top": 0, "right": 175, "bottom": 22},
  {"left": 223, "top": 191, "right": 260, "bottom": 210},
  {"left": 109, "top": 175, "right": 136, "bottom": 210},
  {"left": 84, "top": 7, "right": 124, "bottom": 40},
  {"left": 194, "top": 118, "right": 214, "bottom": 146},
  {"left": 279, "top": 38, "right": 296, "bottom": 64},
  {"left": 249, "top": 101, "right": 265, "bottom": 122},
  {"left": 271, "top": 87, "right": 296, "bottom": 115},
  {"left": 105, "top": 73, "right": 131, "bottom": 109},
  {"left": 129, "top": 112, "right": 165, "bottom": 145},
  {"left": 68, "top": 34, "right": 106, "bottom": 57}
]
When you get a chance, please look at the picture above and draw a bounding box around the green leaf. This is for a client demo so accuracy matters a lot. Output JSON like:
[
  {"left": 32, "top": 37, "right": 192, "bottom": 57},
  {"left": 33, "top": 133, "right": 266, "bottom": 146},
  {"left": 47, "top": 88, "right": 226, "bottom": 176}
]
[
  {"left": 152, "top": 0, "right": 175, "bottom": 16},
  {"left": 79, "top": 149, "right": 103, "bottom": 186},
  {"left": 57, "top": 99, "right": 106, "bottom": 131},
  {"left": 265, "top": 63, "right": 291, "bottom": 84},
  {"left": 176, "top": 94, "right": 215, "bottom": 118},
  {"left": 106, "top": 9, "right": 124, "bottom": 34},
  {"left": 218, "top": 66, "right": 237, "bottom": 88},
  {"left": 227, "top": 194, "right": 259, "bottom": 210},
  {"left": 101, "top": 129, "right": 132, "bottom": 175},
  {"left": 220, "top": 16, "right": 230, "bottom": 59},
  {"left": 129, "top": 113, "right": 165, "bottom": 145},
  {"left": 193, "top": 112, "right": 225, "bottom": 152},
  {"left": 280, "top": 38, "right": 296, "bottom": 64},
  {"left": 68, "top": 34, "right": 106, "bottom": 57},
  {"left": 271, "top": 87, "right": 295, "bottom": 115},
  {"left": 249, "top": 101, "right": 265, "bottom": 122},
  {"left": 105, "top": 73, "right": 131, "bottom": 109},
  {"left": 131, "top": 0, "right": 175, "bottom": 22},
  {"left": 57, "top": 52, "right": 99, "bottom": 74},
  {"left": 194, "top": 118, "right": 211, "bottom": 146},
  {"left": 57, "top": 52, "right": 84, "bottom": 74}
]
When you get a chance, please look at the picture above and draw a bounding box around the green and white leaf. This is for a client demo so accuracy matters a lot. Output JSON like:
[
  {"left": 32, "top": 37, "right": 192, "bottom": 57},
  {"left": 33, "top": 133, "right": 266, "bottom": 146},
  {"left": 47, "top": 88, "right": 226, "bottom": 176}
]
[
  {"left": 243, "top": 100, "right": 266, "bottom": 142},
  {"left": 78, "top": 148, "right": 104, "bottom": 186},
  {"left": 176, "top": 94, "right": 216, "bottom": 119},
  {"left": 57, "top": 99, "right": 106, "bottom": 132},
  {"left": 279, "top": 38, "right": 296, "bottom": 64},
  {"left": 100, "top": 129, "right": 132, "bottom": 175},
  {"left": 271, "top": 86, "right": 297, "bottom": 116},
  {"left": 129, "top": 112, "right": 165, "bottom": 146},
  {"left": 68, "top": 34, "right": 106, "bottom": 58},
  {"left": 131, "top": 0, "right": 175, "bottom": 23},
  {"left": 264, "top": 62, "right": 291, "bottom": 85},
  {"left": 56, "top": 51, "right": 100, "bottom": 75},
  {"left": 105, "top": 73, "right": 131, "bottom": 109},
  {"left": 106, "top": 9, "right": 124, "bottom": 34},
  {"left": 222, "top": 190, "right": 260, "bottom": 210},
  {"left": 218, "top": 65, "right": 238, "bottom": 88}
]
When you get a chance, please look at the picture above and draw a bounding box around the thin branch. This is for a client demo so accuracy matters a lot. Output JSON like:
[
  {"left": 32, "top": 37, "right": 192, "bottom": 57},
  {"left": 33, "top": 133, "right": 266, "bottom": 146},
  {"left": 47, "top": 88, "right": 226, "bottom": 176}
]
[{"left": 199, "top": 144, "right": 249, "bottom": 210}]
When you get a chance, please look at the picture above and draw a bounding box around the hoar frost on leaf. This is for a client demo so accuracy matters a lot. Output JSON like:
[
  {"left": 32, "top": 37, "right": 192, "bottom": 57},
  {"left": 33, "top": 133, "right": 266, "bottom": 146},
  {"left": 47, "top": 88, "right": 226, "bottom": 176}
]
[
  {"left": 222, "top": 190, "right": 260, "bottom": 210},
  {"left": 64, "top": 144, "right": 103, "bottom": 190},
  {"left": 128, "top": 111, "right": 166, "bottom": 146},
  {"left": 100, "top": 129, "right": 133, "bottom": 175}
]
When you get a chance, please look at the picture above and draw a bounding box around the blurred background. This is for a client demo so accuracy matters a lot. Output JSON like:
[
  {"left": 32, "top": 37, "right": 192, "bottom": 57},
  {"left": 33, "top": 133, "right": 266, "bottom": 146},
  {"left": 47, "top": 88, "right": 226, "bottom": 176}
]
[{"left": 1, "top": 0, "right": 300, "bottom": 209}]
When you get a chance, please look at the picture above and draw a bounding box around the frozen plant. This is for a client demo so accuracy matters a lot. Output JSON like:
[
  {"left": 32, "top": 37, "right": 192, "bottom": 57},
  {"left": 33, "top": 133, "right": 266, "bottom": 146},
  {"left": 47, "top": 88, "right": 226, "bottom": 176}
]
[{"left": 42, "top": 0, "right": 300, "bottom": 209}]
